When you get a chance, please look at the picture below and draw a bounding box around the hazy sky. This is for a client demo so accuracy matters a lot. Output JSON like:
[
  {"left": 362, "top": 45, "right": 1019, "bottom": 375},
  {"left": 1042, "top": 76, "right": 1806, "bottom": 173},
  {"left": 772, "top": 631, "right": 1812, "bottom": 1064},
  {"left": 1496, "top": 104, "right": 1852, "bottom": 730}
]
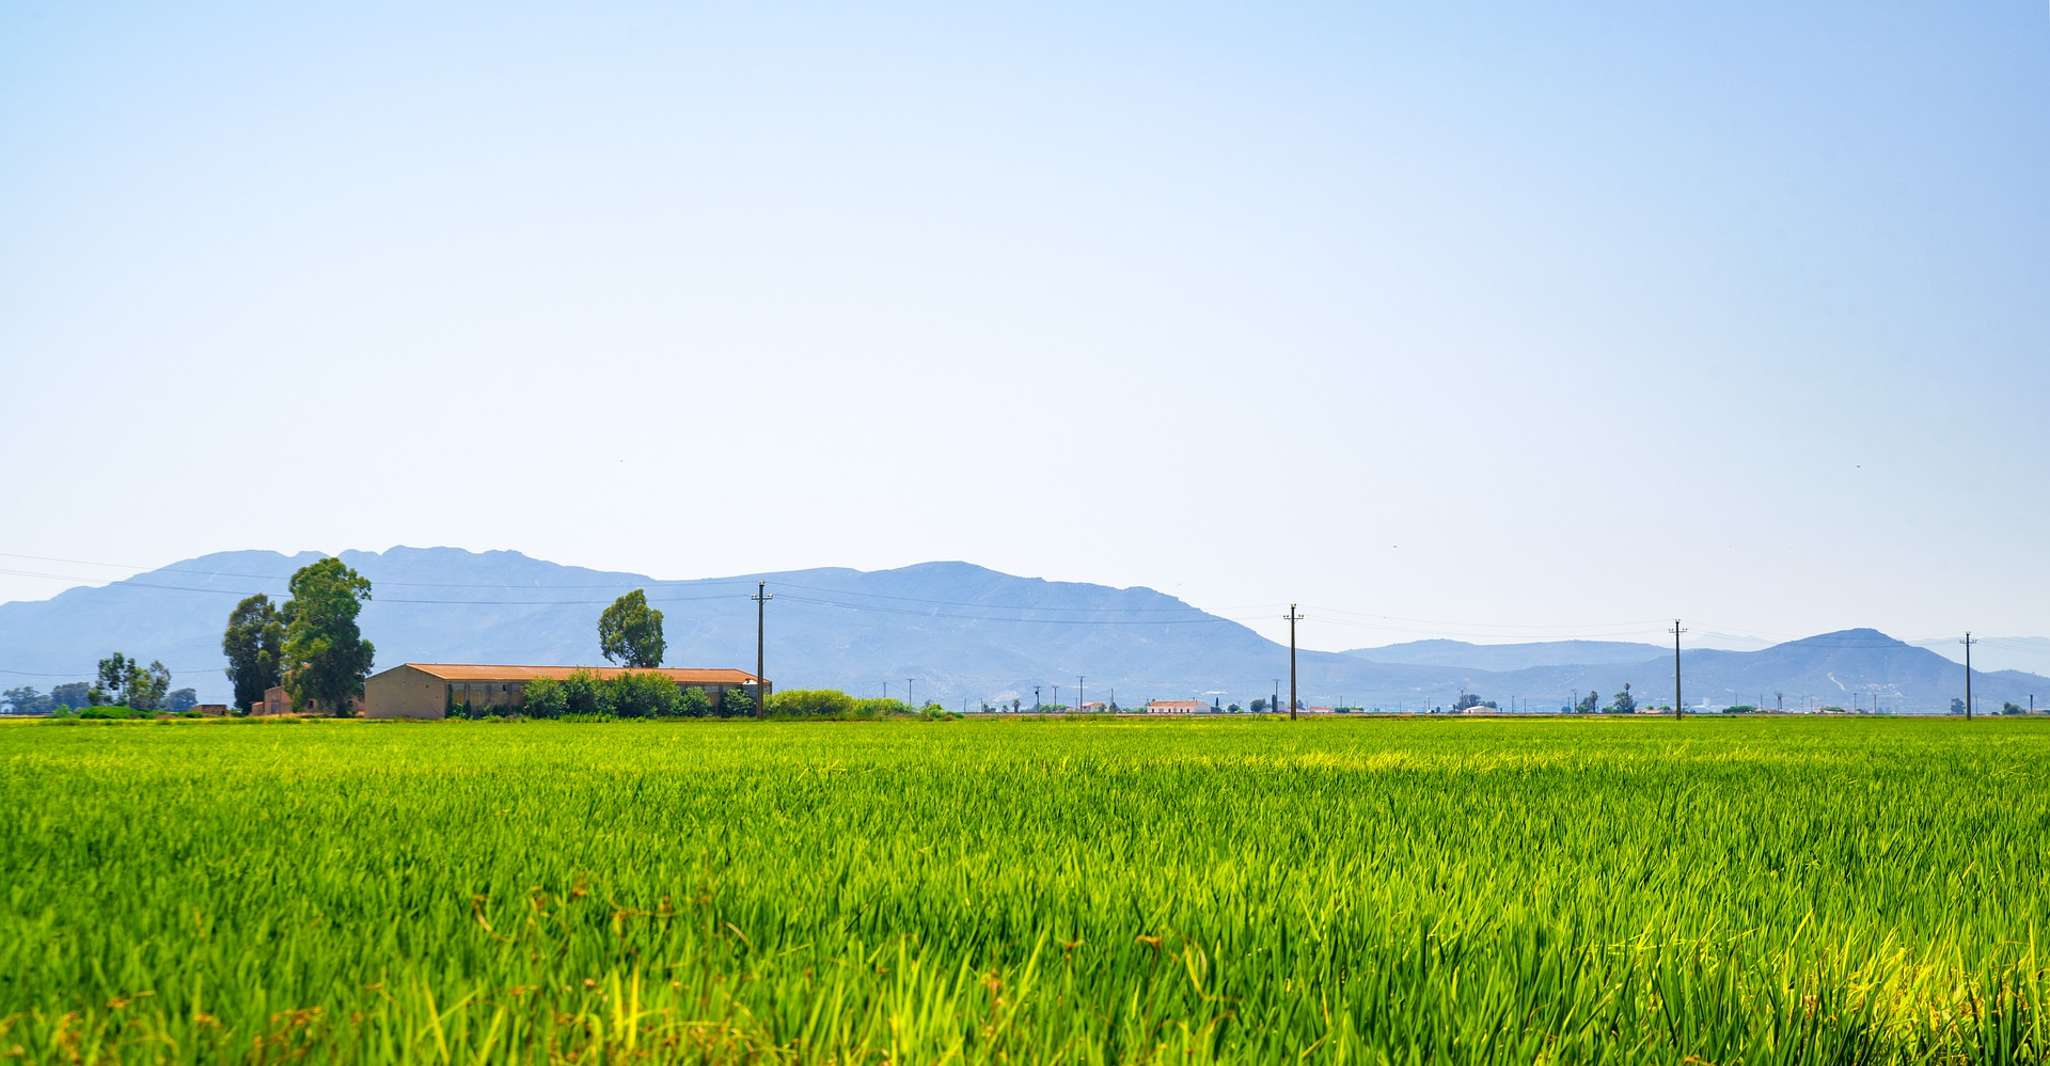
[{"left": 3, "top": 2, "right": 2046, "bottom": 652}]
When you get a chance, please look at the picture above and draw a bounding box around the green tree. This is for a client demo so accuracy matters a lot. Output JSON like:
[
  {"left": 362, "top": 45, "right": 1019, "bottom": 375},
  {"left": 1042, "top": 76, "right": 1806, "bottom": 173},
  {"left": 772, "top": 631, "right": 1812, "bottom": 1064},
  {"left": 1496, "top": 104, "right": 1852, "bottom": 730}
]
[
  {"left": 719, "top": 685, "right": 755, "bottom": 718},
  {"left": 126, "top": 661, "right": 171, "bottom": 711},
  {"left": 50, "top": 682, "right": 90, "bottom": 710},
  {"left": 1610, "top": 683, "right": 1637, "bottom": 714},
  {"left": 3, "top": 687, "right": 55, "bottom": 715},
  {"left": 1950, "top": 697, "right": 1966, "bottom": 716},
  {"left": 281, "top": 558, "right": 376, "bottom": 716},
  {"left": 598, "top": 590, "right": 665, "bottom": 668},
  {"left": 1575, "top": 690, "right": 1601, "bottom": 714},
  {"left": 166, "top": 688, "right": 199, "bottom": 712},
  {"left": 679, "top": 686, "right": 713, "bottom": 717},
  {"left": 2001, "top": 701, "right": 2026, "bottom": 716},
  {"left": 222, "top": 593, "right": 285, "bottom": 711},
  {"left": 91, "top": 653, "right": 133, "bottom": 706}
]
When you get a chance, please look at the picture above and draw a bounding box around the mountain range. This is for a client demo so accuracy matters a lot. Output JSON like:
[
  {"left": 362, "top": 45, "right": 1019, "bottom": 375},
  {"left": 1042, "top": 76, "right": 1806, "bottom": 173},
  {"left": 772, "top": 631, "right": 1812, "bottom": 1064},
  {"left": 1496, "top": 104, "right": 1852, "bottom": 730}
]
[{"left": 2, "top": 547, "right": 2044, "bottom": 714}]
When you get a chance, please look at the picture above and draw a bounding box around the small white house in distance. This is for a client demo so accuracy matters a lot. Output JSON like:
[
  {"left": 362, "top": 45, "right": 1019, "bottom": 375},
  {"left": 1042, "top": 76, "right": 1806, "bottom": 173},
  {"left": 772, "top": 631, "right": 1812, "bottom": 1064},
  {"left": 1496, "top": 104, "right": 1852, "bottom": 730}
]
[{"left": 1144, "top": 699, "right": 1204, "bottom": 715}]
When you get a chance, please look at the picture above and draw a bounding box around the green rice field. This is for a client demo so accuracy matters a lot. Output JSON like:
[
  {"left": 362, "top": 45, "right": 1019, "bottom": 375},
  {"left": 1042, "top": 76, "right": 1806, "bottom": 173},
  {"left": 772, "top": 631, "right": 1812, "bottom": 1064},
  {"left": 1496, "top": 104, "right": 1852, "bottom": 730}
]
[{"left": 2, "top": 716, "right": 2046, "bottom": 1063}]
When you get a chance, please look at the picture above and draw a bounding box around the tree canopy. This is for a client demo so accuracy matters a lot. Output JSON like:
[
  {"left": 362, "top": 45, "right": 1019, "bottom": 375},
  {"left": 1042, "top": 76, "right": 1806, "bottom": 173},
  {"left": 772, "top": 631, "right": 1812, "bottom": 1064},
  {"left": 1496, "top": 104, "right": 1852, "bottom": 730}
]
[
  {"left": 223, "top": 593, "right": 285, "bottom": 711},
  {"left": 598, "top": 589, "right": 666, "bottom": 668},
  {"left": 281, "top": 558, "right": 376, "bottom": 715}
]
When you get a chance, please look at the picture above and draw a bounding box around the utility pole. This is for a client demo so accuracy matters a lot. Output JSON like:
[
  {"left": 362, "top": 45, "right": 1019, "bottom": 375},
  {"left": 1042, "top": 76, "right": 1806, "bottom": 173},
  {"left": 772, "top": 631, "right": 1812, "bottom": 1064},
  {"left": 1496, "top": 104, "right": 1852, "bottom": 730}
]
[
  {"left": 1961, "top": 633, "right": 1977, "bottom": 720},
  {"left": 907, "top": 678, "right": 915, "bottom": 711},
  {"left": 1272, "top": 680, "right": 1280, "bottom": 715},
  {"left": 1077, "top": 675, "right": 1085, "bottom": 713},
  {"left": 751, "top": 581, "right": 772, "bottom": 717},
  {"left": 1285, "top": 605, "right": 1304, "bottom": 721},
  {"left": 1670, "top": 620, "right": 1687, "bottom": 718},
  {"left": 1034, "top": 684, "right": 1041, "bottom": 712}
]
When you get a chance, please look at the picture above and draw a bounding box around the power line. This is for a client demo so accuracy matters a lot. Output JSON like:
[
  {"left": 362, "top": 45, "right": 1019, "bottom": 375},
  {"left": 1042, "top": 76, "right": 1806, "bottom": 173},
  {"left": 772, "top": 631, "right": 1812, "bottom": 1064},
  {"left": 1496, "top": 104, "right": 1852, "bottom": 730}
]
[
  {"left": 0, "top": 568, "right": 751, "bottom": 606},
  {"left": 770, "top": 579, "right": 1275, "bottom": 614},
  {"left": 776, "top": 594, "right": 1263, "bottom": 625},
  {"left": 0, "top": 552, "right": 767, "bottom": 591},
  {"left": 1302, "top": 604, "right": 1672, "bottom": 631}
]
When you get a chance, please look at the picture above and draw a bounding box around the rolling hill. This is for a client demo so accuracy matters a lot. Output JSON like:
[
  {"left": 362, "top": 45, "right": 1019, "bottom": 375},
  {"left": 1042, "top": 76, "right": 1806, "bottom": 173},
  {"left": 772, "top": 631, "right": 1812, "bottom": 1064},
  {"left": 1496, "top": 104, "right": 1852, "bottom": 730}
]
[
  {"left": 1, "top": 547, "right": 2043, "bottom": 714},
  {"left": 1345, "top": 639, "right": 1668, "bottom": 671}
]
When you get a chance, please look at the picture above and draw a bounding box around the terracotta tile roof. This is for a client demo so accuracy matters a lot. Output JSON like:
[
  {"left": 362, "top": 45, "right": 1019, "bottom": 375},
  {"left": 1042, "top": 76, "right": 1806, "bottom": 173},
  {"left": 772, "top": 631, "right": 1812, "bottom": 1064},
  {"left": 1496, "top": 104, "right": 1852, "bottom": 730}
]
[{"left": 398, "top": 664, "right": 762, "bottom": 684}]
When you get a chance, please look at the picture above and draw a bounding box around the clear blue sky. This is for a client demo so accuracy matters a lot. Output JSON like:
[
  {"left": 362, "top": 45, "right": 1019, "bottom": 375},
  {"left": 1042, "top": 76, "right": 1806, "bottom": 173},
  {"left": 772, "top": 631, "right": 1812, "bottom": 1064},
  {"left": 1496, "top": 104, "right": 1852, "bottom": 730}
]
[{"left": 2, "top": 2, "right": 2045, "bottom": 650}]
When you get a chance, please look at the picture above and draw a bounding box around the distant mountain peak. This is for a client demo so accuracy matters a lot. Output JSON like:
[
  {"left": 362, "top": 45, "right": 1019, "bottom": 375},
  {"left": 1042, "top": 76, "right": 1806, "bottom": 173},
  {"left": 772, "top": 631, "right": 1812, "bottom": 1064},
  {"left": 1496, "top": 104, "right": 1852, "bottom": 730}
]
[{"left": 1781, "top": 628, "right": 1905, "bottom": 648}]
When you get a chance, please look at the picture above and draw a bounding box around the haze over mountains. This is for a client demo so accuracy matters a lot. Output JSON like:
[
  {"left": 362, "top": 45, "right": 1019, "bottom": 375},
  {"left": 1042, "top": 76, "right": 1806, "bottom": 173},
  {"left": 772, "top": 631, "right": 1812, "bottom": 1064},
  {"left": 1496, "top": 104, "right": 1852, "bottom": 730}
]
[{"left": 1, "top": 547, "right": 2043, "bottom": 714}]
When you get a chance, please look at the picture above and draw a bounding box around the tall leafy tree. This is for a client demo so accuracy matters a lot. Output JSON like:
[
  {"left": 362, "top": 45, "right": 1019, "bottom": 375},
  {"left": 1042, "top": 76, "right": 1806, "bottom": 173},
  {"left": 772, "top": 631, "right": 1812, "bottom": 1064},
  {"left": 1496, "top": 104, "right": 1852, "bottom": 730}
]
[
  {"left": 91, "top": 652, "right": 132, "bottom": 706},
  {"left": 50, "top": 682, "right": 91, "bottom": 710},
  {"left": 598, "top": 589, "right": 666, "bottom": 668},
  {"left": 3, "top": 687, "right": 54, "bottom": 715},
  {"left": 222, "top": 593, "right": 285, "bottom": 710},
  {"left": 166, "top": 688, "right": 199, "bottom": 712},
  {"left": 127, "top": 661, "right": 172, "bottom": 711},
  {"left": 282, "top": 558, "right": 376, "bottom": 715}
]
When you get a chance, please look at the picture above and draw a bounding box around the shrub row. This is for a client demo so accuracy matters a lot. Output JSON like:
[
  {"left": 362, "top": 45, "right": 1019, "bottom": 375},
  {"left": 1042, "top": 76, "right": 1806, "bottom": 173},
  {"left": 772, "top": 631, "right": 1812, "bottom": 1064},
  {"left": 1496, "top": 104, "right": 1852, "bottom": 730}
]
[
  {"left": 452, "top": 671, "right": 758, "bottom": 720},
  {"left": 761, "top": 690, "right": 917, "bottom": 720},
  {"left": 448, "top": 681, "right": 944, "bottom": 721}
]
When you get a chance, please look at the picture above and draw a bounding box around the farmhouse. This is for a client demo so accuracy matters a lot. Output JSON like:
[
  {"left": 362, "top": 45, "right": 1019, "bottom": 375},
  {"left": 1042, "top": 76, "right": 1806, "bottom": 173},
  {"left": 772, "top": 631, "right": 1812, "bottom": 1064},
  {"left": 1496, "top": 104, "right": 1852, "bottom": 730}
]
[
  {"left": 254, "top": 685, "right": 363, "bottom": 717},
  {"left": 1144, "top": 699, "right": 1204, "bottom": 715},
  {"left": 363, "top": 663, "right": 769, "bottom": 719}
]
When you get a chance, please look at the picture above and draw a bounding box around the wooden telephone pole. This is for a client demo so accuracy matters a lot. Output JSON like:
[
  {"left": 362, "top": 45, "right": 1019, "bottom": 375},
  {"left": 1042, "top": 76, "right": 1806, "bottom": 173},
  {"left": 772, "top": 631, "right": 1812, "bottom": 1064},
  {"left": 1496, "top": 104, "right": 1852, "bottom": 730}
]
[
  {"left": 1670, "top": 619, "right": 1687, "bottom": 718},
  {"left": 751, "top": 581, "right": 772, "bottom": 716},
  {"left": 1962, "top": 632, "right": 1977, "bottom": 720},
  {"left": 1285, "top": 605, "right": 1304, "bottom": 721}
]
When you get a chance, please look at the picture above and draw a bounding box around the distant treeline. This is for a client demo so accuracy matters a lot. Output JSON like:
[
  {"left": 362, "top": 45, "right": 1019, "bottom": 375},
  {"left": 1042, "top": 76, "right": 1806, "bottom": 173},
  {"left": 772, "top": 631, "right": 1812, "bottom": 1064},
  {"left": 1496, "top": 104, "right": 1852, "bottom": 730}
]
[{"left": 2, "top": 681, "right": 199, "bottom": 716}]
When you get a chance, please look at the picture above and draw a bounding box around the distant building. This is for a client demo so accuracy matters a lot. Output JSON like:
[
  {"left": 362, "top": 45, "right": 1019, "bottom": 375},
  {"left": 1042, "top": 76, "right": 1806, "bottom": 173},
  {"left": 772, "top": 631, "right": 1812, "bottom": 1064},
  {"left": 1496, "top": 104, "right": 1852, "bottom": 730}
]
[
  {"left": 1144, "top": 699, "right": 1204, "bottom": 715},
  {"left": 1079, "top": 701, "right": 1108, "bottom": 713},
  {"left": 363, "top": 663, "right": 768, "bottom": 719},
  {"left": 254, "top": 685, "right": 363, "bottom": 717},
  {"left": 191, "top": 704, "right": 230, "bottom": 717}
]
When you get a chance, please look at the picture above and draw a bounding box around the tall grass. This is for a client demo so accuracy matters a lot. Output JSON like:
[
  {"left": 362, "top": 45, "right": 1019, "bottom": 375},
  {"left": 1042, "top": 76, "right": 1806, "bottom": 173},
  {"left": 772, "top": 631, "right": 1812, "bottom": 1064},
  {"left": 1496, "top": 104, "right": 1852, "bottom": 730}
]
[{"left": 0, "top": 717, "right": 2044, "bottom": 1062}]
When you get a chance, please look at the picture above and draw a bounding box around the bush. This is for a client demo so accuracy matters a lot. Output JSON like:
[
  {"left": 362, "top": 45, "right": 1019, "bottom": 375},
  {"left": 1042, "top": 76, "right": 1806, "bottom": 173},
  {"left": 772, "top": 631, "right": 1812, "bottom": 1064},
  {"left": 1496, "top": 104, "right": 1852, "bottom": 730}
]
[
  {"left": 679, "top": 687, "right": 712, "bottom": 718},
  {"left": 718, "top": 686, "right": 757, "bottom": 718},
  {"left": 765, "top": 689, "right": 856, "bottom": 719},
  {"left": 560, "top": 670, "right": 614, "bottom": 717},
  {"left": 77, "top": 705, "right": 157, "bottom": 720},
  {"left": 610, "top": 672, "right": 682, "bottom": 718},
  {"left": 852, "top": 698, "right": 909, "bottom": 719},
  {"left": 522, "top": 678, "right": 566, "bottom": 719}
]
